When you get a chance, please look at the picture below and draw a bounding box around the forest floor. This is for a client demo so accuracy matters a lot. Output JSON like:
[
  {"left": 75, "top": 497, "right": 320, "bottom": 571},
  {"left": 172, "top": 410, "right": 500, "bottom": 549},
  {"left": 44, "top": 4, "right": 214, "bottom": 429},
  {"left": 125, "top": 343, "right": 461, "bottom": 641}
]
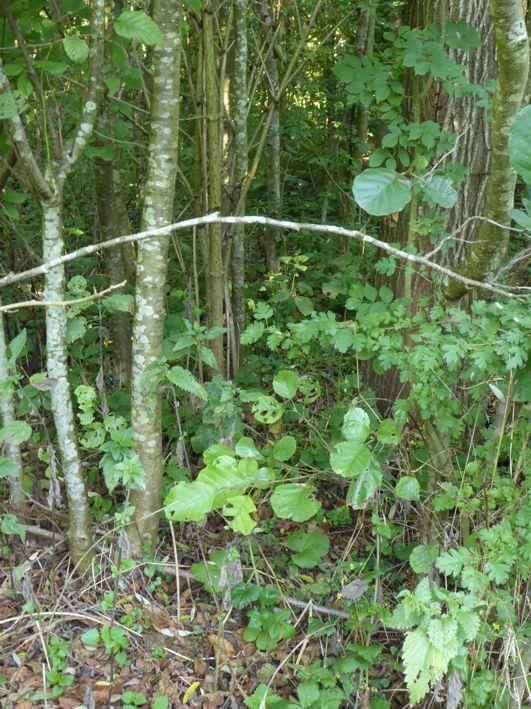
[{"left": 0, "top": 508, "right": 405, "bottom": 708}]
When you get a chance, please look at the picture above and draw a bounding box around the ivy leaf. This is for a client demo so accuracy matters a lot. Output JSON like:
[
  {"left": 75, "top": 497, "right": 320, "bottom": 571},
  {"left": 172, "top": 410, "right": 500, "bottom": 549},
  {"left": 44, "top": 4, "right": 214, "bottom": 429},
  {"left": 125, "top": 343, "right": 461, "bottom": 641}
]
[
  {"left": 271, "top": 483, "right": 321, "bottom": 522},
  {"left": 342, "top": 406, "right": 371, "bottom": 442},
  {"left": 272, "top": 370, "right": 299, "bottom": 399},
  {"left": 285, "top": 530, "right": 330, "bottom": 568},
  {"left": 115, "top": 11, "right": 163, "bottom": 45},
  {"left": 396, "top": 476, "right": 421, "bottom": 501},
  {"left": 63, "top": 36, "right": 89, "bottom": 63},
  {"left": 509, "top": 104, "right": 531, "bottom": 183},
  {"left": 272, "top": 435, "right": 297, "bottom": 462},
  {"left": 409, "top": 543, "right": 439, "bottom": 573},
  {"left": 167, "top": 365, "right": 207, "bottom": 400},
  {"left": 330, "top": 440, "right": 371, "bottom": 478},
  {"left": 353, "top": 168, "right": 411, "bottom": 216}
]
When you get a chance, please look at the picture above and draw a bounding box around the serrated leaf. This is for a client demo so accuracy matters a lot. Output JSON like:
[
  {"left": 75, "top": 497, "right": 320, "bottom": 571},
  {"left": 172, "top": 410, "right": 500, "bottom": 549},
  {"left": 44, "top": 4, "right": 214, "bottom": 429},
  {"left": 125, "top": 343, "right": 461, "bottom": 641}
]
[
  {"left": 271, "top": 483, "right": 321, "bottom": 522},
  {"left": 409, "top": 544, "right": 439, "bottom": 573},
  {"left": 80, "top": 627, "right": 100, "bottom": 647},
  {"left": 435, "top": 548, "right": 467, "bottom": 577},
  {"left": 0, "top": 420, "right": 32, "bottom": 445},
  {"left": 272, "top": 435, "right": 297, "bottom": 462},
  {"left": 396, "top": 476, "right": 420, "bottom": 501},
  {"left": 272, "top": 370, "right": 299, "bottom": 399},
  {"left": 353, "top": 168, "right": 411, "bottom": 216},
  {"left": 63, "top": 36, "right": 89, "bottom": 63},
  {"left": 240, "top": 321, "right": 265, "bottom": 345},
  {"left": 342, "top": 406, "right": 370, "bottom": 442},
  {"left": 8, "top": 329, "right": 26, "bottom": 365},
  {"left": 167, "top": 365, "right": 207, "bottom": 400},
  {"left": 286, "top": 530, "right": 329, "bottom": 568},
  {"left": 231, "top": 582, "right": 260, "bottom": 609},
  {"left": 330, "top": 440, "right": 371, "bottom": 478},
  {"left": 115, "top": 11, "right": 163, "bottom": 45}
]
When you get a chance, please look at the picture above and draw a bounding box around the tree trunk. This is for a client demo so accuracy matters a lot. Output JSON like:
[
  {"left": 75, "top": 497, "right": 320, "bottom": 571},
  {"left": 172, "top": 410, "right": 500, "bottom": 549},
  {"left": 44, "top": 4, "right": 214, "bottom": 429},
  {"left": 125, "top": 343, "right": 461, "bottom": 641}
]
[
  {"left": 42, "top": 199, "right": 93, "bottom": 567},
  {"left": 202, "top": 0, "right": 226, "bottom": 372},
  {"left": 128, "top": 0, "right": 182, "bottom": 557},
  {"left": 230, "top": 0, "right": 248, "bottom": 372},
  {"left": 0, "top": 305, "right": 26, "bottom": 513},
  {"left": 445, "top": 0, "right": 529, "bottom": 299},
  {"left": 94, "top": 156, "right": 133, "bottom": 383}
]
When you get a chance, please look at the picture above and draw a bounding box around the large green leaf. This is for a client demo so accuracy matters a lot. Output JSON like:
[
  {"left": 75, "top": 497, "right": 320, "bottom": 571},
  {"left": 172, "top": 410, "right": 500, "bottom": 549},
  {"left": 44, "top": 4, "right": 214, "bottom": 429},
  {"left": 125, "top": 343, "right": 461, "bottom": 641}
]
[
  {"left": 270, "top": 483, "right": 321, "bottom": 521},
  {"left": 509, "top": 104, "right": 531, "bottom": 183},
  {"left": 164, "top": 480, "right": 215, "bottom": 522},
  {"left": 330, "top": 440, "right": 371, "bottom": 478},
  {"left": 115, "top": 11, "right": 163, "bottom": 45},
  {"left": 353, "top": 168, "right": 411, "bottom": 216}
]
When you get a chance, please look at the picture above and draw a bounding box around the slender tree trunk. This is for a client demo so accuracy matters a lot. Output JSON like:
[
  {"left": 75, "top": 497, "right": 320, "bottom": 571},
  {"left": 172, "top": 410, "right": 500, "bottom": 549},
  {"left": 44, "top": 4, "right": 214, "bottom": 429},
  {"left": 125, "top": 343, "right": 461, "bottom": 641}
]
[
  {"left": 0, "top": 306, "right": 26, "bottom": 513},
  {"left": 260, "top": 0, "right": 281, "bottom": 272},
  {"left": 230, "top": 0, "right": 248, "bottom": 372},
  {"left": 445, "top": 0, "right": 529, "bottom": 299},
  {"left": 42, "top": 198, "right": 93, "bottom": 566},
  {"left": 128, "top": 0, "right": 182, "bottom": 557},
  {"left": 94, "top": 156, "right": 133, "bottom": 383},
  {"left": 202, "top": 0, "right": 225, "bottom": 372}
]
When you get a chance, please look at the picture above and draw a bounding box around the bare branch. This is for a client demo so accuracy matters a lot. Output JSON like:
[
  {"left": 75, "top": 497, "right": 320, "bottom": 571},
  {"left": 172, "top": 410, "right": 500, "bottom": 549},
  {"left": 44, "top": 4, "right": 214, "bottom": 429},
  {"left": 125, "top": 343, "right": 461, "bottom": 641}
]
[
  {"left": 0, "top": 213, "right": 524, "bottom": 300},
  {"left": 0, "top": 281, "right": 126, "bottom": 313}
]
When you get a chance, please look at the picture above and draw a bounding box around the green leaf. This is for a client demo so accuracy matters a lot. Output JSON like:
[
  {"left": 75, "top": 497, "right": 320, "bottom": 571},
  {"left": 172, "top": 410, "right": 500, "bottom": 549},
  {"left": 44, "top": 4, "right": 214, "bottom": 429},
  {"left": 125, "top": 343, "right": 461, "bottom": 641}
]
[
  {"left": 235, "top": 437, "right": 262, "bottom": 459},
  {"left": 285, "top": 531, "right": 329, "bottom": 568},
  {"left": 509, "top": 104, "right": 531, "bottom": 183},
  {"left": 346, "top": 463, "right": 382, "bottom": 509},
  {"left": 395, "top": 476, "right": 420, "bottom": 501},
  {"left": 240, "top": 321, "right": 265, "bottom": 344},
  {"left": 272, "top": 370, "right": 299, "bottom": 399},
  {"left": 330, "top": 440, "right": 371, "bottom": 478},
  {"left": 223, "top": 495, "right": 257, "bottom": 535},
  {"left": 0, "top": 421, "right": 32, "bottom": 445},
  {"left": 402, "top": 628, "right": 433, "bottom": 704},
  {"left": 164, "top": 480, "right": 215, "bottom": 522},
  {"left": 270, "top": 483, "right": 321, "bottom": 522},
  {"left": 0, "top": 457, "right": 18, "bottom": 479},
  {"left": 80, "top": 627, "right": 100, "bottom": 647},
  {"left": 353, "top": 169, "right": 411, "bottom": 216},
  {"left": 167, "top": 365, "right": 207, "bottom": 400},
  {"left": 377, "top": 418, "right": 402, "bottom": 445},
  {"left": 252, "top": 395, "right": 283, "bottom": 424},
  {"left": 435, "top": 547, "right": 469, "bottom": 577},
  {"left": 342, "top": 406, "right": 371, "bottom": 442},
  {"left": 115, "top": 11, "right": 163, "bottom": 45},
  {"left": 409, "top": 544, "right": 439, "bottom": 574},
  {"left": 184, "top": 0, "right": 202, "bottom": 10},
  {"left": 422, "top": 175, "right": 457, "bottom": 208},
  {"left": 1, "top": 513, "right": 25, "bottom": 540},
  {"left": 272, "top": 435, "right": 297, "bottom": 462},
  {"left": 231, "top": 582, "right": 261, "bottom": 609},
  {"left": 8, "top": 329, "right": 26, "bottom": 365},
  {"left": 63, "top": 36, "right": 89, "bottom": 63}
]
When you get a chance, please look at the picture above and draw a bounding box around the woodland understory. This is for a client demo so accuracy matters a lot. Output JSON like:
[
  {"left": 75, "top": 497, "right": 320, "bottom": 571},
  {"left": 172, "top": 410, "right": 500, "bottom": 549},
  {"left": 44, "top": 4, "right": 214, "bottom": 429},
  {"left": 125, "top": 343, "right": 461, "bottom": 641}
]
[{"left": 0, "top": 0, "right": 530, "bottom": 707}]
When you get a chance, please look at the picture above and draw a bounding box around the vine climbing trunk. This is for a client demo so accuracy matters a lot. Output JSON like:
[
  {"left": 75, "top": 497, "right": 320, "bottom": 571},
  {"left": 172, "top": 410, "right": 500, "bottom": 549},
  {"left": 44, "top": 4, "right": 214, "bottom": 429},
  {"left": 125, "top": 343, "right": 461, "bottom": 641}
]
[
  {"left": 445, "top": 0, "right": 529, "bottom": 299},
  {"left": 128, "top": 0, "right": 182, "bottom": 557}
]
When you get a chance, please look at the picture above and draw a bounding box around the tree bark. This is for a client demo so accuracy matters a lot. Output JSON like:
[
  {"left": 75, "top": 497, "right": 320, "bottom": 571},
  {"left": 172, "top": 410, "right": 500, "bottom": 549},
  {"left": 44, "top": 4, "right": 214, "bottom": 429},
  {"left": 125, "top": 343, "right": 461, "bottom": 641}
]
[
  {"left": 128, "top": 0, "right": 182, "bottom": 557},
  {"left": 445, "top": 0, "right": 529, "bottom": 299}
]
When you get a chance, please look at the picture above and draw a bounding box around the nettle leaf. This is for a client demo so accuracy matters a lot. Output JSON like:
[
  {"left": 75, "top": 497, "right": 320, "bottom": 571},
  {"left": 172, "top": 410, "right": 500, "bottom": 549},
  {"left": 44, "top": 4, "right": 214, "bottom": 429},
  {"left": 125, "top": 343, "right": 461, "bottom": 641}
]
[
  {"left": 223, "top": 495, "right": 256, "bottom": 535},
  {"left": 167, "top": 365, "right": 207, "bottom": 400},
  {"left": 271, "top": 483, "right": 321, "bottom": 522},
  {"left": 63, "top": 36, "right": 89, "bottom": 63},
  {"left": 0, "top": 420, "right": 32, "bottom": 445},
  {"left": 396, "top": 476, "right": 421, "bottom": 501},
  {"left": 330, "top": 440, "right": 371, "bottom": 478},
  {"left": 285, "top": 530, "right": 329, "bottom": 568},
  {"left": 342, "top": 406, "right": 371, "bottom": 442},
  {"left": 353, "top": 168, "right": 411, "bottom": 216},
  {"left": 422, "top": 174, "right": 457, "bottom": 208},
  {"left": 509, "top": 104, "right": 531, "bottom": 183},
  {"left": 409, "top": 544, "right": 439, "bottom": 574},
  {"left": 252, "top": 395, "right": 283, "bottom": 424},
  {"left": 272, "top": 435, "right": 297, "bottom": 462},
  {"left": 115, "top": 11, "right": 163, "bottom": 45},
  {"left": 272, "top": 370, "right": 299, "bottom": 399}
]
